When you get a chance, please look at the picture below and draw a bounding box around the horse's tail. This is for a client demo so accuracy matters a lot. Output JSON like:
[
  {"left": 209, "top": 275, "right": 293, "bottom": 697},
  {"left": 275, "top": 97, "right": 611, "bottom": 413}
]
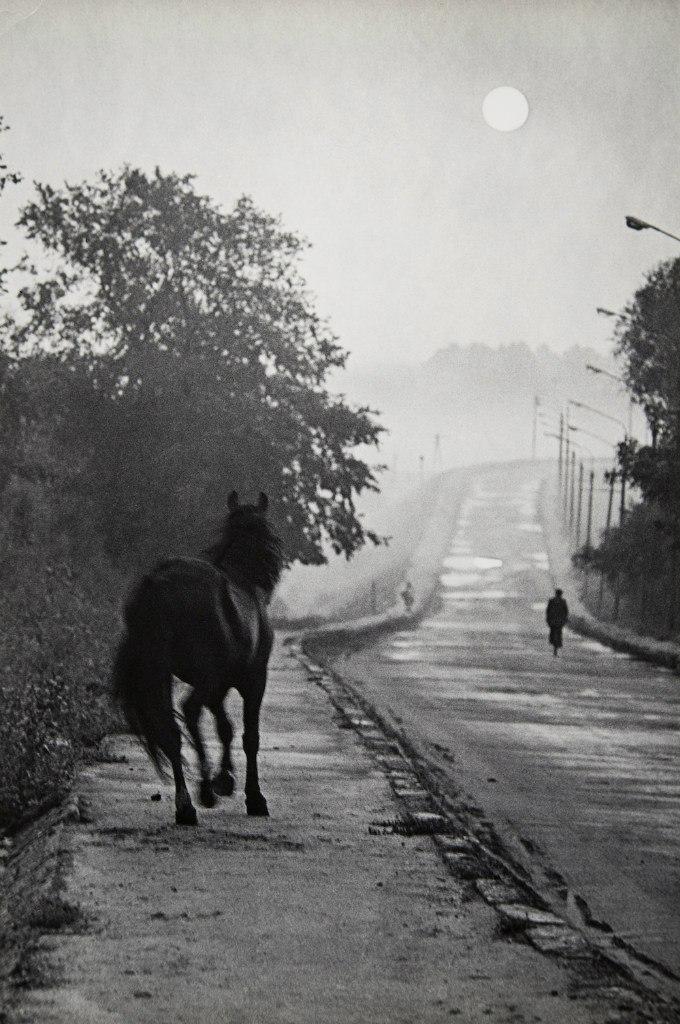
[{"left": 111, "top": 575, "right": 175, "bottom": 777}]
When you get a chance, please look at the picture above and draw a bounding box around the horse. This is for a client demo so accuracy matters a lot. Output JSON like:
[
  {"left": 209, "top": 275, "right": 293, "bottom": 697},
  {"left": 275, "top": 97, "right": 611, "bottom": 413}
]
[{"left": 112, "top": 490, "right": 283, "bottom": 825}]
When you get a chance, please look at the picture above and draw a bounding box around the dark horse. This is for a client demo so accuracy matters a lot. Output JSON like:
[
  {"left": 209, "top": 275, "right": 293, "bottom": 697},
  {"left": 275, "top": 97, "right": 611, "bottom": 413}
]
[{"left": 112, "top": 491, "right": 283, "bottom": 825}]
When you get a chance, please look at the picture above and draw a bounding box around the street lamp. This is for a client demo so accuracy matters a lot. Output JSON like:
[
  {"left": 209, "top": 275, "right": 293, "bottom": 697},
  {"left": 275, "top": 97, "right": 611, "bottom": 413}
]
[
  {"left": 570, "top": 400, "right": 630, "bottom": 526},
  {"left": 586, "top": 362, "right": 635, "bottom": 434},
  {"left": 568, "top": 424, "right": 617, "bottom": 450},
  {"left": 568, "top": 399, "right": 627, "bottom": 436},
  {"left": 625, "top": 215, "right": 680, "bottom": 245}
]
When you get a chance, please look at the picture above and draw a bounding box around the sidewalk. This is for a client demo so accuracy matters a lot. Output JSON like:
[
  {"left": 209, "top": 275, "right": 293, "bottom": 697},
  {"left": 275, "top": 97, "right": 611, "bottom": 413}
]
[
  {"left": 6, "top": 639, "right": 659, "bottom": 1024},
  {"left": 540, "top": 475, "right": 680, "bottom": 672}
]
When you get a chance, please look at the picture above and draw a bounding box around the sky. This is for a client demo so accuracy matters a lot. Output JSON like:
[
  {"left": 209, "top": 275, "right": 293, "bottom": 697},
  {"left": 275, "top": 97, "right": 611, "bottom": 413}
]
[{"left": 0, "top": 0, "right": 679, "bottom": 370}]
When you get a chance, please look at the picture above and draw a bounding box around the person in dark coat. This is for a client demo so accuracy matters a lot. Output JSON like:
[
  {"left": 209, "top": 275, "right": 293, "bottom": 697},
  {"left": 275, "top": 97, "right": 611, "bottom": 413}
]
[
  {"left": 401, "top": 580, "right": 415, "bottom": 614},
  {"left": 546, "top": 588, "right": 569, "bottom": 656}
]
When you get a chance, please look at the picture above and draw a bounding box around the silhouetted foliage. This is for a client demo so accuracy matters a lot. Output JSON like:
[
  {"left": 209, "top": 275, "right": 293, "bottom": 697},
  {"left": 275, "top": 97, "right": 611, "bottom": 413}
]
[
  {"left": 0, "top": 115, "right": 21, "bottom": 294},
  {"left": 583, "top": 258, "right": 680, "bottom": 637},
  {"left": 10, "top": 166, "right": 385, "bottom": 567}
]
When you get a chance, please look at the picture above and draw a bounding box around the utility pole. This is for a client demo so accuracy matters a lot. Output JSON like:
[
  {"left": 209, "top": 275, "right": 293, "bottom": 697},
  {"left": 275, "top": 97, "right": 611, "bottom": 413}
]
[
  {"left": 433, "top": 433, "right": 442, "bottom": 472},
  {"left": 568, "top": 451, "right": 576, "bottom": 528},
  {"left": 558, "top": 413, "right": 564, "bottom": 492},
  {"left": 564, "top": 406, "right": 571, "bottom": 514},
  {"left": 598, "top": 470, "right": 616, "bottom": 614},
  {"left": 583, "top": 469, "right": 594, "bottom": 596},
  {"left": 419, "top": 454, "right": 425, "bottom": 483},
  {"left": 532, "top": 394, "right": 539, "bottom": 461},
  {"left": 575, "top": 461, "right": 584, "bottom": 546},
  {"left": 585, "top": 469, "right": 595, "bottom": 551}
]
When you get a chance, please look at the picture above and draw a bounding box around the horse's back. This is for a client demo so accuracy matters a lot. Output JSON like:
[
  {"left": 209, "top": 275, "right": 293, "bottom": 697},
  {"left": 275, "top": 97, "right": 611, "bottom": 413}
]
[{"left": 132, "top": 557, "right": 270, "bottom": 671}]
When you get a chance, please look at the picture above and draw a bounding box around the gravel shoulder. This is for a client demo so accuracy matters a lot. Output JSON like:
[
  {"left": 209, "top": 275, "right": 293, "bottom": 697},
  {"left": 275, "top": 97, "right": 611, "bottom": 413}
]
[{"left": 2, "top": 638, "right": 657, "bottom": 1024}]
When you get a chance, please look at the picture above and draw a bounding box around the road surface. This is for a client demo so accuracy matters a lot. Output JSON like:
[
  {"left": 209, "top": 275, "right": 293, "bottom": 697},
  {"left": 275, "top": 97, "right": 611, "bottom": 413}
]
[{"left": 330, "top": 463, "right": 680, "bottom": 980}]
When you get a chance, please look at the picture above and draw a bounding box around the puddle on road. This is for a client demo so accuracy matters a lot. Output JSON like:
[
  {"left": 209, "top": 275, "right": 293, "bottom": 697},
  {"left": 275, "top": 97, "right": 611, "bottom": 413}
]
[
  {"left": 518, "top": 523, "right": 543, "bottom": 533},
  {"left": 418, "top": 619, "right": 528, "bottom": 634},
  {"left": 440, "top": 571, "right": 483, "bottom": 588},
  {"left": 442, "top": 555, "right": 503, "bottom": 571},
  {"left": 442, "top": 589, "right": 517, "bottom": 601}
]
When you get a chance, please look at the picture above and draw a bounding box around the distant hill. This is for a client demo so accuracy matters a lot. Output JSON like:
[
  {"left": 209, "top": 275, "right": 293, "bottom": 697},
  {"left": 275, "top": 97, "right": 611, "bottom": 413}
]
[{"left": 336, "top": 343, "right": 641, "bottom": 474}]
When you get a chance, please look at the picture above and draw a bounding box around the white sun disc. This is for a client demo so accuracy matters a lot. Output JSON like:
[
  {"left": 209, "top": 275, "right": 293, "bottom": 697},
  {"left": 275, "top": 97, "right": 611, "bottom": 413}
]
[{"left": 482, "top": 87, "right": 529, "bottom": 131}]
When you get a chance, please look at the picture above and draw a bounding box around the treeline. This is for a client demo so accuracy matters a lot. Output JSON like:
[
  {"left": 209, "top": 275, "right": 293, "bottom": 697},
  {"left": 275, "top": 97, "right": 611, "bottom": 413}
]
[
  {"left": 0, "top": 125, "right": 384, "bottom": 828},
  {"left": 579, "top": 259, "right": 680, "bottom": 639}
]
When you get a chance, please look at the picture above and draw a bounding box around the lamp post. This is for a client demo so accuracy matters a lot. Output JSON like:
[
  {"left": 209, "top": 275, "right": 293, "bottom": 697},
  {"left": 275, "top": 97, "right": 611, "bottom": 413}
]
[
  {"left": 566, "top": 440, "right": 594, "bottom": 535},
  {"left": 586, "top": 361, "right": 635, "bottom": 434},
  {"left": 568, "top": 399, "right": 627, "bottom": 436},
  {"left": 568, "top": 399, "right": 629, "bottom": 524},
  {"left": 625, "top": 215, "right": 680, "bottom": 245}
]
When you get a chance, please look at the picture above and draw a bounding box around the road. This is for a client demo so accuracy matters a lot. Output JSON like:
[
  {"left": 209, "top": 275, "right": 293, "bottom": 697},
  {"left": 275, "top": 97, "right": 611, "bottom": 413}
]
[
  {"left": 330, "top": 462, "right": 680, "bottom": 980},
  {"left": 10, "top": 635, "right": 643, "bottom": 1024}
]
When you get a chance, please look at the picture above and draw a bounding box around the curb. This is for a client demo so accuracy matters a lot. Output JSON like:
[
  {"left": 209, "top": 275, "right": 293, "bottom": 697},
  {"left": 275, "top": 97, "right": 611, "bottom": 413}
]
[
  {"left": 300, "top": 468, "right": 470, "bottom": 651},
  {"left": 293, "top": 640, "right": 680, "bottom": 1018},
  {"left": 0, "top": 795, "right": 86, "bottom": 1006}
]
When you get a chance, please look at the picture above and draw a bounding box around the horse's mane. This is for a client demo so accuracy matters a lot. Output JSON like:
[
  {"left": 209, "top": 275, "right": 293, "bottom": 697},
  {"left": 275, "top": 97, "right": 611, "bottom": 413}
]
[{"left": 204, "top": 507, "right": 283, "bottom": 595}]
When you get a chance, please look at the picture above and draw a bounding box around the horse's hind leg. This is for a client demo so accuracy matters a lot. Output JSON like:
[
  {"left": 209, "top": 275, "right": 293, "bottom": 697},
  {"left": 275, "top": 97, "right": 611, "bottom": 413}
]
[
  {"left": 243, "top": 676, "right": 269, "bottom": 817},
  {"left": 211, "top": 701, "right": 235, "bottom": 797},
  {"left": 182, "top": 691, "right": 216, "bottom": 809},
  {"left": 157, "top": 706, "right": 197, "bottom": 826}
]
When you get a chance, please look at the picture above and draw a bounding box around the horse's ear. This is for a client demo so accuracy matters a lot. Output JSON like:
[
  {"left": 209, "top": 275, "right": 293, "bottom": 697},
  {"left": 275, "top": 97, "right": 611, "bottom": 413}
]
[
  {"left": 257, "top": 492, "right": 269, "bottom": 513},
  {"left": 227, "top": 490, "right": 239, "bottom": 511}
]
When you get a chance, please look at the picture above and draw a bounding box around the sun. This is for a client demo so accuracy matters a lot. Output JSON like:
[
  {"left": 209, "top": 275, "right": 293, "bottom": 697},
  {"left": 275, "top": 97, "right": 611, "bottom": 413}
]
[{"left": 482, "top": 87, "right": 529, "bottom": 132}]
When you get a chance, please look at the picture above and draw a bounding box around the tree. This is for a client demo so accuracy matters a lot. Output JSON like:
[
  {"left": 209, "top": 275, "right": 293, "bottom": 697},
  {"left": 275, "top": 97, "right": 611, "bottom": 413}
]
[
  {"left": 9, "top": 166, "right": 384, "bottom": 567},
  {"left": 614, "top": 258, "right": 680, "bottom": 449},
  {"left": 588, "top": 258, "right": 680, "bottom": 634},
  {"left": 613, "top": 259, "right": 680, "bottom": 532},
  {"left": 0, "top": 115, "right": 21, "bottom": 293}
]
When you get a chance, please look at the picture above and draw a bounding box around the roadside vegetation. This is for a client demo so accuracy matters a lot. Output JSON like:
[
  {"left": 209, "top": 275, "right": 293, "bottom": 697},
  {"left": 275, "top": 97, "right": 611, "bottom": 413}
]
[
  {"left": 577, "top": 258, "right": 680, "bottom": 641},
  {"left": 0, "top": 121, "right": 384, "bottom": 832}
]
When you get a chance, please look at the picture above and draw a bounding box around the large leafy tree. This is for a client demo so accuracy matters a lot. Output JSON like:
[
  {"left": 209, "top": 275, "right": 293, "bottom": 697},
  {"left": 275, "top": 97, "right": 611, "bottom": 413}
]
[
  {"left": 613, "top": 259, "right": 680, "bottom": 518},
  {"left": 614, "top": 258, "right": 680, "bottom": 450},
  {"left": 590, "top": 258, "right": 680, "bottom": 633},
  {"left": 0, "top": 115, "right": 21, "bottom": 293},
  {"left": 10, "top": 166, "right": 384, "bottom": 567}
]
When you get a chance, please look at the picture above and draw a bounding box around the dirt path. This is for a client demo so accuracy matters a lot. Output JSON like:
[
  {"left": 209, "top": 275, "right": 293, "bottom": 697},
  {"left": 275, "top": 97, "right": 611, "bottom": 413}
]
[{"left": 5, "top": 639, "right": 670, "bottom": 1023}]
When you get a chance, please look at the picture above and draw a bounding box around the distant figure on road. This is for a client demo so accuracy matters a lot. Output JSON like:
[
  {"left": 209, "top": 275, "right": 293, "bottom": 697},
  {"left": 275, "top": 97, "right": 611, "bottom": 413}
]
[
  {"left": 401, "top": 580, "right": 415, "bottom": 614},
  {"left": 546, "top": 588, "right": 569, "bottom": 656}
]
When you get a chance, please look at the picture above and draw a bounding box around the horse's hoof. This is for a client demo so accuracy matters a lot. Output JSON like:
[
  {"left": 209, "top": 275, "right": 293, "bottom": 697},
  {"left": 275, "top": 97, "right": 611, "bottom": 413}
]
[
  {"left": 199, "top": 780, "right": 217, "bottom": 808},
  {"left": 246, "top": 794, "right": 269, "bottom": 817},
  {"left": 175, "top": 805, "right": 198, "bottom": 826},
  {"left": 212, "top": 771, "right": 235, "bottom": 797}
]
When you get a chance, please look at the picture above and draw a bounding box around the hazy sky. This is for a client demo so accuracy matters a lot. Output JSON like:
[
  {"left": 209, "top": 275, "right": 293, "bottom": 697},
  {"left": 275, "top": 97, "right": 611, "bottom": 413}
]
[{"left": 1, "top": 0, "right": 679, "bottom": 368}]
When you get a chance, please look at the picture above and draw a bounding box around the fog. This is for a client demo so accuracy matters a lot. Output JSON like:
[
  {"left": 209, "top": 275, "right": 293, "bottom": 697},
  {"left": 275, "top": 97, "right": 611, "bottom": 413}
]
[
  {"left": 1, "top": 0, "right": 679, "bottom": 369},
  {"left": 0, "top": 1, "right": 675, "bottom": 613}
]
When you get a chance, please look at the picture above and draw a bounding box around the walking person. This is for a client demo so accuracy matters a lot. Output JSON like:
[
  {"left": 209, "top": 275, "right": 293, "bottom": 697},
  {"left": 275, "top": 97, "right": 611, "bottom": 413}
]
[
  {"left": 546, "top": 588, "right": 569, "bottom": 657},
  {"left": 401, "top": 580, "right": 415, "bottom": 614}
]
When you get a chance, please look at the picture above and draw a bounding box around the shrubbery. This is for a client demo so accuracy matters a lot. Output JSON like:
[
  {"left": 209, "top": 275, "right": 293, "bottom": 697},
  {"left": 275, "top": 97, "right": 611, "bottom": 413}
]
[
  {"left": 0, "top": 145, "right": 385, "bottom": 832},
  {"left": 578, "top": 502, "right": 676, "bottom": 640},
  {"left": 0, "top": 478, "right": 122, "bottom": 830}
]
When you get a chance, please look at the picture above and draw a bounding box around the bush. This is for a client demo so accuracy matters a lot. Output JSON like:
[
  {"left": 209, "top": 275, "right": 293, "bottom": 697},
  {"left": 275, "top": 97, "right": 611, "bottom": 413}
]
[
  {"left": 577, "top": 501, "right": 678, "bottom": 640},
  {"left": 0, "top": 491, "right": 122, "bottom": 830}
]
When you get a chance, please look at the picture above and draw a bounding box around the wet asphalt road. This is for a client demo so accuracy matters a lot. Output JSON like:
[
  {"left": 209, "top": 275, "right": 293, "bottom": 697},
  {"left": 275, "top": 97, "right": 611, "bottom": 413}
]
[{"left": 334, "top": 463, "right": 680, "bottom": 978}]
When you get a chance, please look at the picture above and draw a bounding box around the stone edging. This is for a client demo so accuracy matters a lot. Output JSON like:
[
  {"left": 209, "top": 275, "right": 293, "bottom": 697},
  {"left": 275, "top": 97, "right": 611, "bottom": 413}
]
[
  {"left": 300, "top": 468, "right": 470, "bottom": 649},
  {"left": 0, "top": 796, "right": 84, "bottom": 1007},
  {"left": 293, "top": 640, "right": 679, "bottom": 1017}
]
